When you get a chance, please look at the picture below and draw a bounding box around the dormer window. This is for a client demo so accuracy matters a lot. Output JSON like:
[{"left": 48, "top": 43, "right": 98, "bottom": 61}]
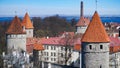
[
  {"left": 89, "top": 45, "right": 92, "bottom": 49},
  {"left": 100, "top": 45, "right": 103, "bottom": 49}
]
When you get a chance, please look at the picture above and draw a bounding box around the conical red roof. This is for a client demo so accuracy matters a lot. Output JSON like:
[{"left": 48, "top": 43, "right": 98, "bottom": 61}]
[
  {"left": 34, "top": 43, "right": 44, "bottom": 51},
  {"left": 81, "top": 11, "right": 110, "bottom": 42},
  {"left": 76, "top": 16, "right": 90, "bottom": 26},
  {"left": 6, "top": 16, "right": 25, "bottom": 34},
  {"left": 22, "top": 13, "right": 34, "bottom": 29}
]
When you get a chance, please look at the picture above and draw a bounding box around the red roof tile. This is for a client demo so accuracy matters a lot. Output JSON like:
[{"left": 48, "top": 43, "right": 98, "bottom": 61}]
[
  {"left": 74, "top": 44, "right": 81, "bottom": 51},
  {"left": 22, "top": 13, "right": 34, "bottom": 29},
  {"left": 6, "top": 16, "right": 25, "bottom": 34},
  {"left": 110, "top": 37, "right": 120, "bottom": 46},
  {"left": 81, "top": 11, "right": 110, "bottom": 42},
  {"left": 34, "top": 43, "right": 44, "bottom": 51},
  {"left": 76, "top": 16, "right": 90, "bottom": 26},
  {"left": 110, "top": 46, "right": 120, "bottom": 53}
]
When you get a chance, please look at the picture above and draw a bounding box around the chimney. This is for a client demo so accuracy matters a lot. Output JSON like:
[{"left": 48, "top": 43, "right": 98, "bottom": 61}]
[{"left": 81, "top": 1, "right": 83, "bottom": 17}]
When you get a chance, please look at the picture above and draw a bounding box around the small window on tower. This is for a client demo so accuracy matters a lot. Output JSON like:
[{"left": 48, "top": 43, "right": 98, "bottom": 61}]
[
  {"left": 89, "top": 45, "right": 92, "bottom": 49},
  {"left": 100, "top": 65, "right": 102, "bottom": 68},
  {"left": 100, "top": 45, "right": 103, "bottom": 49}
]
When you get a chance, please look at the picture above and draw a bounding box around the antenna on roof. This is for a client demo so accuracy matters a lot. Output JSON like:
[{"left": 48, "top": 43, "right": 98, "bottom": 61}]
[{"left": 95, "top": 0, "right": 98, "bottom": 11}]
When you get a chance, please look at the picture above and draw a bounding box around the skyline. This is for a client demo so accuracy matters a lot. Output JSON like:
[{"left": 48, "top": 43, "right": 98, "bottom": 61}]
[{"left": 0, "top": 0, "right": 120, "bottom": 17}]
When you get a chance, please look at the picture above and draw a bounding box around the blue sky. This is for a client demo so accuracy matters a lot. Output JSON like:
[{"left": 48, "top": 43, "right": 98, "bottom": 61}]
[{"left": 0, "top": 0, "right": 120, "bottom": 17}]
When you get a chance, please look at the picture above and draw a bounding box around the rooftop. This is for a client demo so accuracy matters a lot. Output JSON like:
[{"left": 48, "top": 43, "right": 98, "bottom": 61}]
[
  {"left": 6, "top": 16, "right": 25, "bottom": 34},
  {"left": 21, "top": 12, "right": 34, "bottom": 29},
  {"left": 81, "top": 11, "right": 110, "bottom": 42}
]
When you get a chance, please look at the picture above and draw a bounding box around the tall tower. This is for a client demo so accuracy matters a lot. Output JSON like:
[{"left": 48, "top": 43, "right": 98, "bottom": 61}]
[
  {"left": 81, "top": 11, "right": 110, "bottom": 68},
  {"left": 22, "top": 12, "right": 34, "bottom": 38},
  {"left": 76, "top": 1, "right": 90, "bottom": 34},
  {"left": 6, "top": 16, "right": 26, "bottom": 52}
]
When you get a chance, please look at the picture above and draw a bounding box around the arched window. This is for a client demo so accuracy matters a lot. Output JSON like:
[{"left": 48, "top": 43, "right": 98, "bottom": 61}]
[{"left": 100, "top": 45, "right": 103, "bottom": 49}]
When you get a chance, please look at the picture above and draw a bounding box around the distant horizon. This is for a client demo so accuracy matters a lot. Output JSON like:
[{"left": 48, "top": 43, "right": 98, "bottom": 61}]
[
  {"left": 0, "top": 0, "right": 120, "bottom": 17},
  {"left": 0, "top": 14, "right": 120, "bottom": 18}
]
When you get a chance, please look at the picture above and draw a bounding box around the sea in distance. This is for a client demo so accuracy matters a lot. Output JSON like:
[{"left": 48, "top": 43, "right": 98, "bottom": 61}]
[{"left": 0, "top": 16, "right": 120, "bottom": 23}]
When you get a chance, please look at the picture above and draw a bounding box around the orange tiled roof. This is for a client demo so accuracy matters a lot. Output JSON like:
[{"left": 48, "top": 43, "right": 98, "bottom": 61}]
[
  {"left": 22, "top": 13, "right": 34, "bottom": 29},
  {"left": 6, "top": 16, "right": 25, "bottom": 34},
  {"left": 81, "top": 11, "right": 110, "bottom": 42},
  {"left": 110, "top": 46, "right": 120, "bottom": 53},
  {"left": 74, "top": 44, "right": 81, "bottom": 51},
  {"left": 34, "top": 43, "right": 44, "bottom": 51},
  {"left": 76, "top": 16, "right": 90, "bottom": 26}
]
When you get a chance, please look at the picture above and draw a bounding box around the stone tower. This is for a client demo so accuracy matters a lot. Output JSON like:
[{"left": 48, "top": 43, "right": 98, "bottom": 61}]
[
  {"left": 81, "top": 11, "right": 110, "bottom": 68},
  {"left": 6, "top": 16, "right": 26, "bottom": 52},
  {"left": 76, "top": 1, "right": 90, "bottom": 34},
  {"left": 22, "top": 12, "right": 34, "bottom": 38}
]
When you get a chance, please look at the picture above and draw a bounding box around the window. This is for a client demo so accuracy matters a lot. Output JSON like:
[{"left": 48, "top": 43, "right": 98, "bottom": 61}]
[
  {"left": 54, "top": 58, "right": 56, "bottom": 61},
  {"left": 44, "top": 52, "right": 46, "bottom": 56},
  {"left": 47, "top": 46, "right": 49, "bottom": 49},
  {"left": 47, "top": 57, "right": 49, "bottom": 60},
  {"left": 51, "top": 46, "right": 53, "bottom": 50},
  {"left": 54, "top": 46, "right": 56, "bottom": 50},
  {"left": 61, "top": 53, "right": 63, "bottom": 57},
  {"left": 100, "top": 45, "right": 103, "bottom": 49},
  {"left": 89, "top": 45, "right": 92, "bottom": 49},
  {"left": 54, "top": 53, "right": 56, "bottom": 56},
  {"left": 61, "top": 47, "right": 63, "bottom": 50},
  {"left": 29, "top": 31, "right": 31, "bottom": 34},
  {"left": 47, "top": 52, "right": 49, "bottom": 56},
  {"left": 51, "top": 58, "right": 53, "bottom": 61},
  {"left": 51, "top": 52, "right": 53, "bottom": 56}
]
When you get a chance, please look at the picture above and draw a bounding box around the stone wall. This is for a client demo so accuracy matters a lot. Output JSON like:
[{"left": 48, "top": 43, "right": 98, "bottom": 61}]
[
  {"left": 6, "top": 34, "right": 26, "bottom": 51},
  {"left": 82, "top": 42, "right": 109, "bottom": 68}
]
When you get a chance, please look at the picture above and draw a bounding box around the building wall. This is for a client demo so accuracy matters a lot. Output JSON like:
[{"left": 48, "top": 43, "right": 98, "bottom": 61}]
[
  {"left": 26, "top": 29, "right": 33, "bottom": 38},
  {"left": 109, "top": 52, "right": 120, "bottom": 68},
  {"left": 76, "top": 26, "right": 87, "bottom": 34},
  {"left": 82, "top": 42, "right": 109, "bottom": 68},
  {"left": 72, "top": 50, "right": 80, "bottom": 68},
  {"left": 39, "top": 45, "right": 73, "bottom": 65},
  {"left": 6, "top": 34, "right": 26, "bottom": 51}
]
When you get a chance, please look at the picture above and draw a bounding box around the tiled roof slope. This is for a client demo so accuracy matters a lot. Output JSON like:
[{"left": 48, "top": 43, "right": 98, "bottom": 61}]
[
  {"left": 81, "top": 11, "right": 110, "bottom": 42},
  {"left": 6, "top": 16, "right": 25, "bottom": 34},
  {"left": 76, "top": 16, "right": 90, "bottom": 26},
  {"left": 74, "top": 44, "right": 81, "bottom": 51},
  {"left": 34, "top": 43, "right": 44, "bottom": 51},
  {"left": 22, "top": 13, "right": 34, "bottom": 29}
]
